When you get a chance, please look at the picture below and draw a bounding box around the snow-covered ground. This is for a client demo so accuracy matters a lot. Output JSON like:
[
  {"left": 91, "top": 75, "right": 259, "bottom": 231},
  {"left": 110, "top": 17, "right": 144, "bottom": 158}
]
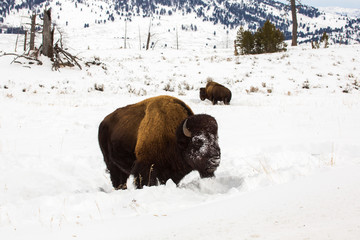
[{"left": 1, "top": 29, "right": 360, "bottom": 239}]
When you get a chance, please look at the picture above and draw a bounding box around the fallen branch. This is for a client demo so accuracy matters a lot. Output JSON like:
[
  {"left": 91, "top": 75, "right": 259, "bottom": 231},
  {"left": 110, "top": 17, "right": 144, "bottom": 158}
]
[
  {"left": 85, "top": 60, "right": 102, "bottom": 67},
  {"left": 52, "top": 43, "right": 82, "bottom": 70},
  {"left": 0, "top": 52, "right": 43, "bottom": 65}
]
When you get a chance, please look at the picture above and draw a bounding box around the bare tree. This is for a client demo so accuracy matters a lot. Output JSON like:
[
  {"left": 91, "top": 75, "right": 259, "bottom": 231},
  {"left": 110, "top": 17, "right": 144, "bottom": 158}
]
[
  {"left": 3, "top": 9, "right": 80, "bottom": 70},
  {"left": 284, "top": 0, "right": 301, "bottom": 46},
  {"left": 29, "top": 13, "right": 36, "bottom": 51},
  {"left": 290, "top": 0, "right": 298, "bottom": 46}
]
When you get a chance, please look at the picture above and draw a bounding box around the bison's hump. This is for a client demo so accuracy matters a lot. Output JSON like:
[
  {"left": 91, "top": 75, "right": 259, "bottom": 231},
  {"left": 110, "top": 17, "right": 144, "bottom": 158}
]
[{"left": 135, "top": 96, "right": 193, "bottom": 164}]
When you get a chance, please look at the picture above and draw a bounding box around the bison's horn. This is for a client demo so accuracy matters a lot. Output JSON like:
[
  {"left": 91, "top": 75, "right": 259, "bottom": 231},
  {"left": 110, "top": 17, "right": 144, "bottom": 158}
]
[{"left": 183, "top": 119, "right": 192, "bottom": 137}]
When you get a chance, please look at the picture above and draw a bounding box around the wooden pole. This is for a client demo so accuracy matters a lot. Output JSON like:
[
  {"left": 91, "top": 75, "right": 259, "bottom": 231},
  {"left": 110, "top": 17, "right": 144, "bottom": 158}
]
[
  {"left": 24, "top": 31, "right": 27, "bottom": 52},
  {"left": 124, "top": 19, "right": 127, "bottom": 49},
  {"left": 176, "top": 26, "right": 179, "bottom": 50},
  {"left": 138, "top": 25, "right": 141, "bottom": 50},
  {"left": 146, "top": 19, "right": 151, "bottom": 50}
]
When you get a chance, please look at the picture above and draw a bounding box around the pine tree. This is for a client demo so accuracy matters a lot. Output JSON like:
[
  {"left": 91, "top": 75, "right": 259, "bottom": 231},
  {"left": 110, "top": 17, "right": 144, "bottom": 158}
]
[
  {"left": 234, "top": 20, "right": 286, "bottom": 55},
  {"left": 241, "top": 30, "right": 255, "bottom": 54},
  {"left": 256, "top": 20, "right": 286, "bottom": 53}
]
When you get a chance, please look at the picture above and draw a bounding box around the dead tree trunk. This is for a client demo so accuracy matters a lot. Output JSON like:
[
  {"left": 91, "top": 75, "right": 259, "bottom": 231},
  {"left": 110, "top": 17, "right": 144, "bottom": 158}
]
[
  {"left": 290, "top": 0, "right": 298, "bottom": 46},
  {"left": 42, "top": 9, "right": 54, "bottom": 58},
  {"left": 30, "top": 13, "right": 36, "bottom": 51}
]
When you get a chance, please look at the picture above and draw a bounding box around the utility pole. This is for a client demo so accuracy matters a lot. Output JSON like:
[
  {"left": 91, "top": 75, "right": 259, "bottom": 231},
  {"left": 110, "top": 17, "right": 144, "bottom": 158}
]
[
  {"left": 146, "top": 19, "right": 151, "bottom": 50},
  {"left": 176, "top": 26, "right": 179, "bottom": 50},
  {"left": 124, "top": 19, "right": 127, "bottom": 49}
]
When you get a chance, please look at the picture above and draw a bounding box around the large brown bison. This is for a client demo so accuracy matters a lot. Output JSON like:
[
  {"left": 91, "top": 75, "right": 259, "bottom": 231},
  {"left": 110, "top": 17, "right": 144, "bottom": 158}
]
[
  {"left": 98, "top": 95, "right": 221, "bottom": 189},
  {"left": 200, "top": 81, "right": 232, "bottom": 105}
]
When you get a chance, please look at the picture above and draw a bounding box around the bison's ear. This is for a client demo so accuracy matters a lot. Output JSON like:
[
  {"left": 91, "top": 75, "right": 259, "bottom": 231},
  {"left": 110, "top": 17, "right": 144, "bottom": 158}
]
[{"left": 183, "top": 119, "right": 192, "bottom": 138}]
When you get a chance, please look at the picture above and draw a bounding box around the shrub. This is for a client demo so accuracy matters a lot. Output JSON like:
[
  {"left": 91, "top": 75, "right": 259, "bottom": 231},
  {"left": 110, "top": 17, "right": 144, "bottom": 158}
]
[
  {"left": 320, "top": 32, "right": 329, "bottom": 48},
  {"left": 94, "top": 83, "right": 104, "bottom": 91},
  {"left": 312, "top": 32, "right": 329, "bottom": 49}
]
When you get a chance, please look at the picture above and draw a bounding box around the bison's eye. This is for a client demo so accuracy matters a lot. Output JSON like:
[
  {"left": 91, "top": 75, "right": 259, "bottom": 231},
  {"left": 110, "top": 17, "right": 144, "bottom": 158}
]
[
  {"left": 192, "top": 135, "right": 207, "bottom": 150},
  {"left": 194, "top": 139, "right": 203, "bottom": 147}
]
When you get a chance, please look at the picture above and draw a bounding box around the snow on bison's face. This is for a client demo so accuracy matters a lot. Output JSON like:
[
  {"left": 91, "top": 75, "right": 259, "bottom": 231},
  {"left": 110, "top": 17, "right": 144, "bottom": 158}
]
[{"left": 179, "top": 114, "right": 221, "bottom": 178}]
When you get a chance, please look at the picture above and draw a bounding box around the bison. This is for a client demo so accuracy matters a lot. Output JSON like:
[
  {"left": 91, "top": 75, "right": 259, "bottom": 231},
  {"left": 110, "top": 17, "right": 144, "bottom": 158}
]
[
  {"left": 200, "top": 81, "right": 232, "bottom": 105},
  {"left": 98, "top": 95, "right": 221, "bottom": 189}
]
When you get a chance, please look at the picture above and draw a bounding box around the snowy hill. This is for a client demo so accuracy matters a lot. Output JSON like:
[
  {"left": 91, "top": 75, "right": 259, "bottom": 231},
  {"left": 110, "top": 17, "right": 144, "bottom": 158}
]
[
  {"left": 320, "top": 6, "right": 360, "bottom": 18},
  {"left": 1, "top": 0, "right": 360, "bottom": 46},
  {"left": 1, "top": 21, "right": 360, "bottom": 239}
]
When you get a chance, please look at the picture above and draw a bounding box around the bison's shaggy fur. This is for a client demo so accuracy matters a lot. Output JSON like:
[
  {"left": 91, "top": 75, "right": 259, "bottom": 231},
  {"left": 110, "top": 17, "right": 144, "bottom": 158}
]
[
  {"left": 200, "top": 81, "right": 232, "bottom": 105},
  {"left": 98, "top": 95, "right": 221, "bottom": 189}
]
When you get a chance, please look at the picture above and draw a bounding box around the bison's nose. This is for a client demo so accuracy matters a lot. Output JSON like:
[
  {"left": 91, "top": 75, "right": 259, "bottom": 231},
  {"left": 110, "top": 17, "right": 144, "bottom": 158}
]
[
  {"left": 213, "top": 150, "right": 221, "bottom": 160},
  {"left": 209, "top": 157, "right": 221, "bottom": 166},
  {"left": 207, "top": 157, "right": 220, "bottom": 173}
]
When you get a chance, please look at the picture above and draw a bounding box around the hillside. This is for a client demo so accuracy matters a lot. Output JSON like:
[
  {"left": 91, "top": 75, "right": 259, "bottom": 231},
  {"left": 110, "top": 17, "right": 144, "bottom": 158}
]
[
  {"left": 320, "top": 6, "right": 360, "bottom": 18},
  {"left": 1, "top": 0, "right": 360, "bottom": 47},
  {"left": 1, "top": 25, "right": 360, "bottom": 239}
]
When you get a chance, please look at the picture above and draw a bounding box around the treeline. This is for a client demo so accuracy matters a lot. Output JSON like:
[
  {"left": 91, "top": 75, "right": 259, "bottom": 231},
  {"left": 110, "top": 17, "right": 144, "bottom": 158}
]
[
  {"left": 0, "top": 0, "right": 47, "bottom": 17},
  {"left": 1, "top": 26, "right": 26, "bottom": 34}
]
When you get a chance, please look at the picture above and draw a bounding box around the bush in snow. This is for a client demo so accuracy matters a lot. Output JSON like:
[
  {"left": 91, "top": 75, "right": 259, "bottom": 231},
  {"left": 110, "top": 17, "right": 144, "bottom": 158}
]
[{"left": 94, "top": 83, "right": 104, "bottom": 91}]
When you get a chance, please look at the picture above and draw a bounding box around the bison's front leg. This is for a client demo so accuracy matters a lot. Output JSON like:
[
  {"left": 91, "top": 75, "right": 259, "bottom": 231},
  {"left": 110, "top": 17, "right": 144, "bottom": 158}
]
[
  {"left": 224, "top": 98, "right": 230, "bottom": 105},
  {"left": 104, "top": 161, "right": 130, "bottom": 190},
  {"left": 131, "top": 161, "right": 159, "bottom": 188}
]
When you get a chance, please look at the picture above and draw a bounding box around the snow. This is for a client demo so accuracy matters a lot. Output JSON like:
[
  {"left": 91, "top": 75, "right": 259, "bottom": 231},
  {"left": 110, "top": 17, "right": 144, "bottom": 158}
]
[
  {"left": 1, "top": 22, "right": 360, "bottom": 239},
  {"left": 320, "top": 6, "right": 360, "bottom": 18}
]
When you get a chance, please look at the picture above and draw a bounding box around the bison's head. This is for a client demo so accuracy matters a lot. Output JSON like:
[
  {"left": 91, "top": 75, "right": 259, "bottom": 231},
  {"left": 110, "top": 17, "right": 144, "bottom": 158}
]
[
  {"left": 177, "top": 114, "right": 221, "bottom": 178},
  {"left": 199, "top": 88, "right": 206, "bottom": 101}
]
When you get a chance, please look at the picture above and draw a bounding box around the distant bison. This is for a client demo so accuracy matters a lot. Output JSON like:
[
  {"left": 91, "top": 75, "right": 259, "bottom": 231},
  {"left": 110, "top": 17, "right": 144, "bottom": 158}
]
[
  {"left": 200, "top": 81, "right": 232, "bottom": 105},
  {"left": 98, "top": 95, "right": 221, "bottom": 189}
]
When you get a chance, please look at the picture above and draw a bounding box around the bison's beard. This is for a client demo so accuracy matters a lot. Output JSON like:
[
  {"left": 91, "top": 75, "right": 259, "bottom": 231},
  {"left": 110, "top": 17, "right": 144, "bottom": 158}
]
[
  {"left": 199, "top": 171, "right": 215, "bottom": 178},
  {"left": 207, "top": 157, "right": 221, "bottom": 171},
  {"left": 202, "top": 157, "right": 220, "bottom": 177},
  {"left": 186, "top": 154, "right": 220, "bottom": 179}
]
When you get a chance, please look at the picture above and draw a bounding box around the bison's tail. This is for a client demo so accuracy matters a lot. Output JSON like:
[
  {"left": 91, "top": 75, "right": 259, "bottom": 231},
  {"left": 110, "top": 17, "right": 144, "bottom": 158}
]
[{"left": 98, "top": 121, "right": 110, "bottom": 164}]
